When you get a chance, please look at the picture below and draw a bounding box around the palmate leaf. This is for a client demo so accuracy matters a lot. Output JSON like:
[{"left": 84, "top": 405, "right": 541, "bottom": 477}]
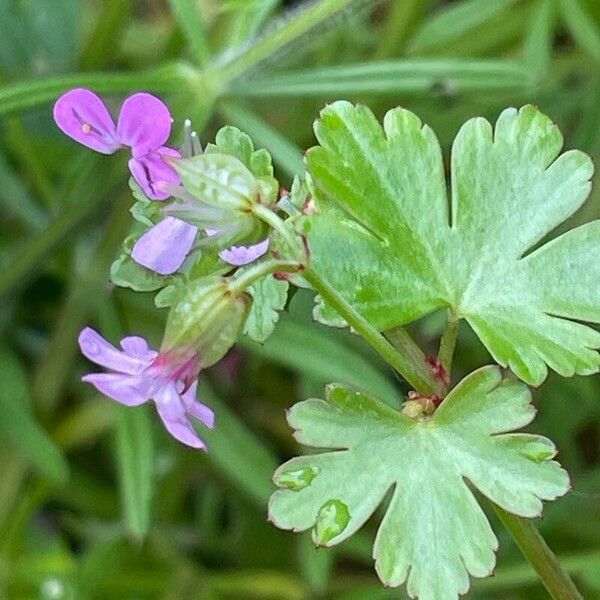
[
  {"left": 304, "top": 102, "right": 600, "bottom": 385},
  {"left": 269, "top": 367, "right": 569, "bottom": 600}
]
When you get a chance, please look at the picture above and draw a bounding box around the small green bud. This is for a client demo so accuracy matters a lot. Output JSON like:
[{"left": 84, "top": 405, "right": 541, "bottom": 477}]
[
  {"left": 173, "top": 153, "right": 259, "bottom": 212},
  {"left": 162, "top": 276, "right": 251, "bottom": 369}
]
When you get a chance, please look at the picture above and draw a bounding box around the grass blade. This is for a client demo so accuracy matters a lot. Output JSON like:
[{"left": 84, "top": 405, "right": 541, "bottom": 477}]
[
  {"left": 168, "top": 0, "right": 211, "bottom": 66},
  {"left": 116, "top": 406, "right": 155, "bottom": 541},
  {"left": 229, "top": 59, "right": 534, "bottom": 97},
  {"left": 0, "top": 345, "right": 68, "bottom": 484},
  {"left": 219, "top": 101, "right": 304, "bottom": 176},
  {"left": 240, "top": 315, "right": 400, "bottom": 405},
  {"left": 406, "top": 0, "right": 519, "bottom": 54},
  {"left": 558, "top": 0, "right": 600, "bottom": 61}
]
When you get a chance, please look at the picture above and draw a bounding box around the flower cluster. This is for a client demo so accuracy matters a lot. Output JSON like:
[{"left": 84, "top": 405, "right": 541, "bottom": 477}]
[
  {"left": 55, "top": 89, "right": 276, "bottom": 448},
  {"left": 54, "top": 89, "right": 180, "bottom": 200},
  {"left": 55, "top": 89, "right": 269, "bottom": 277}
]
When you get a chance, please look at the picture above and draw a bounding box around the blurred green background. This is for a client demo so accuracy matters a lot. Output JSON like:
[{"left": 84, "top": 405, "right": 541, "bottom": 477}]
[{"left": 1, "top": 0, "right": 600, "bottom": 598}]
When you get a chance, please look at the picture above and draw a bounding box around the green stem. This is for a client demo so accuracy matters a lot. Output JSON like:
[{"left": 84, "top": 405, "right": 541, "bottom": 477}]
[
  {"left": 228, "top": 258, "right": 301, "bottom": 293},
  {"left": 216, "top": 0, "right": 377, "bottom": 85},
  {"left": 437, "top": 310, "right": 459, "bottom": 379},
  {"left": 252, "top": 204, "right": 442, "bottom": 396},
  {"left": 0, "top": 62, "right": 197, "bottom": 117},
  {"left": 302, "top": 268, "right": 442, "bottom": 396},
  {"left": 493, "top": 506, "right": 584, "bottom": 600}
]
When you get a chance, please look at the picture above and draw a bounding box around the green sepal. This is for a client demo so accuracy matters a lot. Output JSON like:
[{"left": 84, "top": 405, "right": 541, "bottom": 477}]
[
  {"left": 205, "top": 125, "right": 279, "bottom": 205},
  {"left": 269, "top": 367, "right": 569, "bottom": 599},
  {"left": 162, "top": 276, "right": 251, "bottom": 369}
]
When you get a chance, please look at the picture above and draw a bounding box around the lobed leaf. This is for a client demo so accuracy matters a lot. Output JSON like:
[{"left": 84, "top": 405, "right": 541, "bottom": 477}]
[
  {"left": 269, "top": 367, "right": 569, "bottom": 599},
  {"left": 305, "top": 102, "right": 600, "bottom": 385}
]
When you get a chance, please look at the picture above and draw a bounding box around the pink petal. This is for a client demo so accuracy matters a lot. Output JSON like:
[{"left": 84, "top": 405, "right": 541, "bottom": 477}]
[
  {"left": 78, "top": 327, "right": 148, "bottom": 375},
  {"left": 53, "top": 88, "right": 120, "bottom": 154},
  {"left": 182, "top": 382, "right": 215, "bottom": 428},
  {"left": 219, "top": 238, "right": 270, "bottom": 266},
  {"left": 117, "top": 93, "right": 172, "bottom": 157},
  {"left": 155, "top": 385, "right": 206, "bottom": 449},
  {"left": 128, "top": 147, "right": 181, "bottom": 200},
  {"left": 120, "top": 336, "right": 158, "bottom": 361},
  {"left": 82, "top": 373, "right": 147, "bottom": 406},
  {"left": 131, "top": 217, "right": 197, "bottom": 275}
]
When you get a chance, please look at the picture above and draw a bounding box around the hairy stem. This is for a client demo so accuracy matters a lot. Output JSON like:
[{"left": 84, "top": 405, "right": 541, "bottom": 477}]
[
  {"left": 253, "top": 203, "right": 442, "bottom": 396},
  {"left": 217, "top": 0, "right": 378, "bottom": 85},
  {"left": 228, "top": 258, "right": 301, "bottom": 293},
  {"left": 493, "top": 506, "right": 584, "bottom": 600},
  {"left": 437, "top": 310, "right": 459, "bottom": 382}
]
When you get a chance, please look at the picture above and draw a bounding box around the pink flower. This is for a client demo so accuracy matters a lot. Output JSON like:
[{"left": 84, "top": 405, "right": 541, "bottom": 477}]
[
  {"left": 78, "top": 327, "right": 214, "bottom": 449},
  {"left": 132, "top": 218, "right": 269, "bottom": 275},
  {"left": 53, "top": 89, "right": 180, "bottom": 200}
]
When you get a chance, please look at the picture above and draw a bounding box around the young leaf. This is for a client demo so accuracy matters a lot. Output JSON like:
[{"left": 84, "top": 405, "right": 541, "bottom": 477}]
[
  {"left": 244, "top": 274, "right": 289, "bottom": 343},
  {"left": 269, "top": 367, "right": 569, "bottom": 599},
  {"left": 304, "top": 102, "right": 599, "bottom": 385}
]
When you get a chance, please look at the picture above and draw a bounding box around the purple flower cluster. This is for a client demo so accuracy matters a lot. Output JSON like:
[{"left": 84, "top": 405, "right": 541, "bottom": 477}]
[
  {"left": 55, "top": 89, "right": 273, "bottom": 448},
  {"left": 54, "top": 89, "right": 180, "bottom": 200},
  {"left": 55, "top": 89, "right": 269, "bottom": 276}
]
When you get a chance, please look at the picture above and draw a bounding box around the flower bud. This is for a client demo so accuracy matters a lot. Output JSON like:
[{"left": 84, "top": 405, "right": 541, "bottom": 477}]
[{"left": 162, "top": 276, "right": 251, "bottom": 369}]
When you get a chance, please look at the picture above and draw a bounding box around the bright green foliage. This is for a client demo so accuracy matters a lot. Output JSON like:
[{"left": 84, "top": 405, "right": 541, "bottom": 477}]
[
  {"left": 270, "top": 367, "right": 569, "bottom": 599},
  {"left": 244, "top": 274, "right": 289, "bottom": 342},
  {"left": 305, "top": 102, "right": 600, "bottom": 385}
]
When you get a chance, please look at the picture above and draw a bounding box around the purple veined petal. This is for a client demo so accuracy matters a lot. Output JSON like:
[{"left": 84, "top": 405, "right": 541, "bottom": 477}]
[
  {"left": 219, "top": 238, "right": 270, "bottom": 266},
  {"left": 181, "top": 382, "right": 215, "bottom": 429},
  {"left": 82, "top": 373, "right": 147, "bottom": 406},
  {"left": 128, "top": 147, "right": 181, "bottom": 200},
  {"left": 120, "top": 336, "right": 158, "bottom": 361},
  {"left": 131, "top": 217, "right": 197, "bottom": 276},
  {"left": 155, "top": 385, "right": 206, "bottom": 449},
  {"left": 53, "top": 88, "right": 120, "bottom": 154},
  {"left": 78, "top": 327, "right": 148, "bottom": 375},
  {"left": 117, "top": 93, "right": 172, "bottom": 157}
]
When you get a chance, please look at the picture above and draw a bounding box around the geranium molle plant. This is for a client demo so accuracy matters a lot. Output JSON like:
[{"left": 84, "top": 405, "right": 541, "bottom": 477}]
[{"left": 58, "top": 88, "right": 597, "bottom": 599}]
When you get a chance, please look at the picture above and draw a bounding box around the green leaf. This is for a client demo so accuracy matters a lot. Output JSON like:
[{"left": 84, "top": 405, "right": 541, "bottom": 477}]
[
  {"left": 269, "top": 366, "right": 569, "bottom": 599},
  {"left": 116, "top": 406, "right": 155, "bottom": 541},
  {"left": 244, "top": 274, "right": 289, "bottom": 343},
  {"left": 0, "top": 345, "right": 68, "bottom": 484},
  {"left": 305, "top": 102, "right": 600, "bottom": 385}
]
